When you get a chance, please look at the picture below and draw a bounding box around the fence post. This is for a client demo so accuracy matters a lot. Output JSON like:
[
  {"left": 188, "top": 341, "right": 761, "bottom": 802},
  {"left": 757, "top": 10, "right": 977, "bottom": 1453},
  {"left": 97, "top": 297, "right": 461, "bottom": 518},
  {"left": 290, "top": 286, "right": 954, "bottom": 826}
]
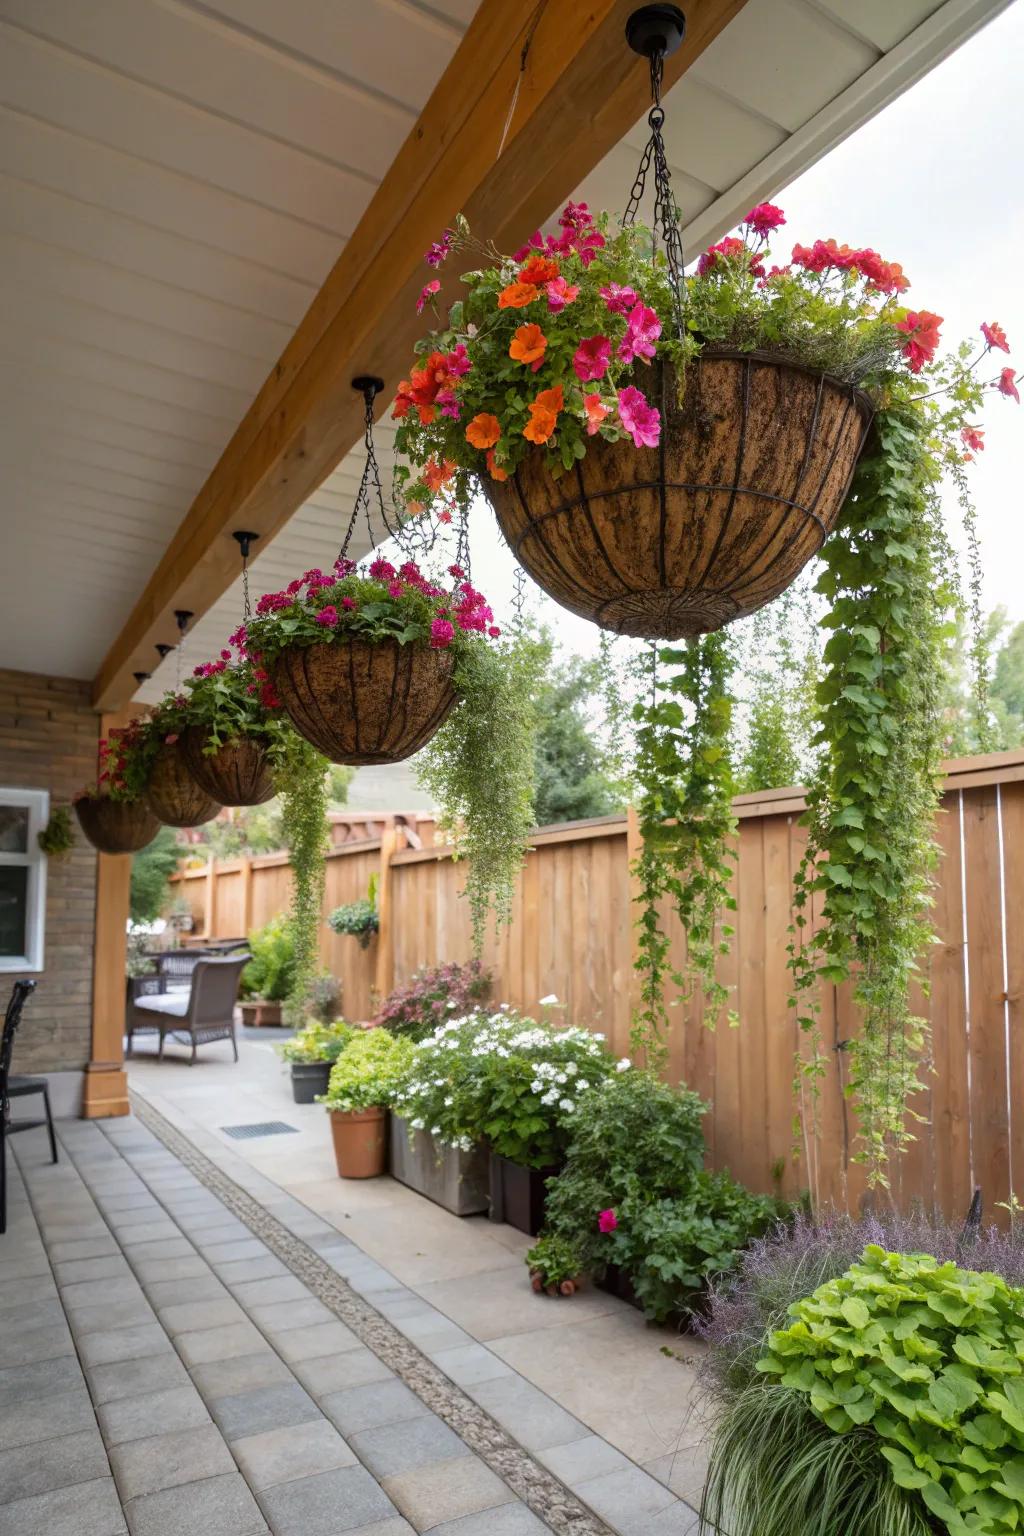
[
  {"left": 240, "top": 856, "right": 253, "bottom": 937},
  {"left": 203, "top": 856, "right": 217, "bottom": 939},
  {"left": 374, "top": 829, "right": 397, "bottom": 1003}
]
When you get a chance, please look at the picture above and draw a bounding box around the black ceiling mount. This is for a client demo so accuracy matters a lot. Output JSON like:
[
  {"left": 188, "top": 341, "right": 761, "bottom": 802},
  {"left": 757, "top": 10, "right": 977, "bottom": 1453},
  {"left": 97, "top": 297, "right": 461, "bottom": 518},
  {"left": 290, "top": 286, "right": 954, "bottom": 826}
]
[
  {"left": 155, "top": 644, "right": 174, "bottom": 660},
  {"left": 626, "top": 4, "right": 686, "bottom": 58},
  {"left": 232, "top": 529, "right": 259, "bottom": 561},
  {"left": 351, "top": 375, "right": 385, "bottom": 400},
  {"left": 173, "top": 609, "right": 194, "bottom": 634},
  {"left": 133, "top": 671, "right": 150, "bottom": 684}
]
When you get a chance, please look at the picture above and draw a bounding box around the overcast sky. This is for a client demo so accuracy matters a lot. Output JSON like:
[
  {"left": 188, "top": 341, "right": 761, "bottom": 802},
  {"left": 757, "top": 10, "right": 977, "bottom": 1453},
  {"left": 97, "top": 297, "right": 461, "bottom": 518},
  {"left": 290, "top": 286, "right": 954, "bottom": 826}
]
[{"left": 465, "top": 0, "right": 1024, "bottom": 653}]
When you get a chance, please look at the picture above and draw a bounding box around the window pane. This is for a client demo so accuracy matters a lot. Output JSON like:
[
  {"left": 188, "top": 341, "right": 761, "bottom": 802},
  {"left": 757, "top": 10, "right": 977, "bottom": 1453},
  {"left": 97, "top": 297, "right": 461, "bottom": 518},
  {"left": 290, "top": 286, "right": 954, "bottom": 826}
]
[
  {"left": 0, "top": 807, "right": 29, "bottom": 854},
  {"left": 0, "top": 866, "right": 28, "bottom": 957}
]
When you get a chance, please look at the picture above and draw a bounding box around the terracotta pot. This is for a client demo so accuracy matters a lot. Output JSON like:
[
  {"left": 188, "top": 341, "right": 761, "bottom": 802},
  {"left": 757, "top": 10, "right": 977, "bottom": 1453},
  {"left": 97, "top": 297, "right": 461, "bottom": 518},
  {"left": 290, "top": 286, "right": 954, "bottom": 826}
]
[
  {"left": 239, "top": 1000, "right": 283, "bottom": 1028},
  {"left": 181, "top": 727, "right": 275, "bottom": 807},
  {"left": 271, "top": 637, "right": 457, "bottom": 765},
  {"left": 488, "top": 353, "right": 872, "bottom": 640},
  {"left": 145, "top": 741, "right": 221, "bottom": 828},
  {"left": 329, "top": 1106, "right": 388, "bottom": 1178},
  {"left": 74, "top": 795, "right": 159, "bottom": 855}
]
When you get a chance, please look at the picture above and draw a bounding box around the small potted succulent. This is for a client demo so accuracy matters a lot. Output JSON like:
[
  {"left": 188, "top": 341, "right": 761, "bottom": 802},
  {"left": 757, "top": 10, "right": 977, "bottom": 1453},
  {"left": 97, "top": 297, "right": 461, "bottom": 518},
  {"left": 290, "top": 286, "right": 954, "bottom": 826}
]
[
  {"left": 320, "top": 1027, "right": 414, "bottom": 1179},
  {"left": 74, "top": 720, "right": 160, "bottom": 855},
  {"left": 238, "top": 915, "right": 295, "bottom": 1027},
  {"left": 278, "top": 1018, "right": 354, "bottom": 1103},
  {"left": 327, "top": 877, "right": 379, "bottom": 950}
]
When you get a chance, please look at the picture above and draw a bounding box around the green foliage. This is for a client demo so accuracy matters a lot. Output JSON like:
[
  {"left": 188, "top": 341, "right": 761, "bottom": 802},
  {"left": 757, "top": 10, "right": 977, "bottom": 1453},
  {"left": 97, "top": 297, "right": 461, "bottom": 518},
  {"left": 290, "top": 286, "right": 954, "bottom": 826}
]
[
  {"left": 609, "top": 1176, "right": 780, "bottom": 1323},
  {"left": 392, "top": 1007, "right": 615, "bottom": 1168},
  {"left": 633, "top": 633, "right": 737, "bottom": 1065},
  {"left": 327, "top": 879, "right": 379, "bottom": 949},
  {"left": 240, "top": 915, "right": 295, "bottom": 1003},
  {"left": 736, "top": 586, "right": 820, "bottom": 793},
  {"left": 371, "top": 960, "right": 491, "bottom": 1041},
  {"left": 526, "top": 1233, "right": 586, "bottom": 1291},
  {"left": 789, "top": 406, "right": 950, "bottom": 1186},
  {"left": 129, "top": 825, "right": 181, "bottom": 923},
  {"left": 273, "top": 732, "right": 328, "bottom": 1027},
  {"left": 416, "top": 634, "right": 539, "bottom": 950},
  {"left": 182, "top": 660, "right": 290, "bottom": 757},
  {"left": 37, "top": 805, "right": 75, "bottom": 859},
  {"left": 321, "top": 1028, "right": 414, "bottom": 1113},
  {"left": 278, "top": 1019, "right": 354, "bottom": 1065},
  {"left": 701, "top": 1380, "right": 934, "bottom": 1536},
  {"left": 756, "top": 1246, "right": 1024, "bottom": 1535},
  {"left": 529, "top": 629, "right": 622, "bottom": 826}
]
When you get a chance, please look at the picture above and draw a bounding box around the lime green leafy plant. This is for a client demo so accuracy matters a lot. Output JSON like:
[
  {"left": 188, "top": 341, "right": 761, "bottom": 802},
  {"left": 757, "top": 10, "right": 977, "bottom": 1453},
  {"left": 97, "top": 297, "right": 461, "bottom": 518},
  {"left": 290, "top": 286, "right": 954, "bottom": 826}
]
[
  {"left": 278, "top": 1019, "right": 354, "bottom": 1066},
  {"left": 320, "top": 1029, "right": 414, "bottom": 1114}
]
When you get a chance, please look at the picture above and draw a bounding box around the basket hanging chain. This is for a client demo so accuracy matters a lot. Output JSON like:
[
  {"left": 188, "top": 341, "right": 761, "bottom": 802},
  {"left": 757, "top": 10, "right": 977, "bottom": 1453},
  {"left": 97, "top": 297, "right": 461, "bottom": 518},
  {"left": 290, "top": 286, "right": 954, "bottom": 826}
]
[{"left": 623, "top": 48, "right": 686, "bottom": 338}]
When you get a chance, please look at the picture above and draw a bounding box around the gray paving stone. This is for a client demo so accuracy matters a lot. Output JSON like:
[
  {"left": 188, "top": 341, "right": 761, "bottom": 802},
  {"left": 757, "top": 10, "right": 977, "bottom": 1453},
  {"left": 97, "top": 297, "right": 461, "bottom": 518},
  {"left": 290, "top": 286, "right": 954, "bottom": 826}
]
[
  {"left": 641, "top": 1502, "right": 701, "bottom": 1535},
  {"left": 257, "top": 1465, "right": 396, "bottom": 1536},
  {"left": 537, "top": 1434, "right": 633, "bottom": 1486},
  {"left": 0, "top": 1274, "right": 58, "bottom": 1308},
  {"left": 0, "top": 1320, "right": 75, "bottom": 1368},
  {"left": 157, "top": 1297, "right": 247, "bottom": 1336},
  {"left": 99, "top": 1196, "right": 163, "bottom": 1215},
  {"left": 98, "top": 1384, "right": 212, "bottom": 1447},
  {"left": 233, "top": 1418, "right": 357, "bottom": 1489},
  {"left": 109, "top": 1425, "right": 238, "bottom": 1502},
  {"left": 134, "top": 1255, "right": 212, "bottom": 1284},
  {"left": 145, "top": 1275, "right": 230, "bottom": 1309},
  {"left": 0, "top": 1385, "right": 96, "bottom": 1449},
  {"left": 53, "top": 1254, "right": 134, "bottom": 1285},
  {"left": 322, "top": 1378, "right": 430, "bottom": 1437},
  {"left": 574, "top": 1466, "right": 679, "bottom": 1534},
  {"left": 275, "top": 1320, "right": 363, "bottom": 1364},
  {"left": 429, "top": 1343, "right": 514, "bottom": 1389},
  {"left": 172, "top": 1208, "right": 238, "bottom": 1231},
  {"left": 119, "top": 1238, "right": 196, "bottom": 1263},
  {"left": 78, "top": 1325, "right": 174, "bottom": 1368},
  {"left": 0, "top": 1252, "right": 51, "bottom": 1280},
  {"left": 67, "top": 1298, "right": 158, "bottom": 1336},
  {"left": 381, "top": 1453, "right": 514, "bottom": 1530},
  {"left": 349, "top": 1415, "right": 466, "bottom": 1480},
  {"left": 124, "top": 1471, "right": 268, "bottom": 1536},
  {"left": 176, "top": 1320, "right": 268, "bottom": 1368},
  {"left": 0, "top": 1425, "right": 109, "bottom": 1501},
  {"left": 423, "top": 1504, "right": 552, "bottom": 1536},
  {"left": 229, "top": 1275, "right": 309, "bottom": 1306},
  {"left": 0, "top": 1475, "right": 127, "bottom": 1536},
  {"left": 0, "top": 1352, "right": 83, "bottom": 1407},
  {"left": 47, "top": 1237, "right": 119, "bottom": 1263},
  {"left": 204, "top": 1238, "right": 271, "bottom": 1265},
  {"left": 61, "top": 1276, "right": 145, "bottom": 1309},
  {"left": 88, "top": 1350, "right": 190, "bottom": 1405},
  {"left": 210, "top": 1381, "right": 321, "bottom": 1442},
  {"left": 216, "top": 1255, "right": 289, "bottom": 1284},
  {"left": 247, "top": 1296, "right": 334, "bottom": 1333},
  {"left": 344, "top": 1523, "right": 414, "bottom": 1536},
  {"left": 291, "top": 1347, "right": 394, "bottom": 1397},
  {"left": 110, "top": 1221, "right": 180, "bottom": 1246},
  {"left": 0, "top": 1296, "right": 66, "bottom": 1331},
  {"left": 468, "top": 1375, "right": 589, "bottom": 1453},
  {"left": 189, "top": 1350, "right": 294, "bottom": 1400}
]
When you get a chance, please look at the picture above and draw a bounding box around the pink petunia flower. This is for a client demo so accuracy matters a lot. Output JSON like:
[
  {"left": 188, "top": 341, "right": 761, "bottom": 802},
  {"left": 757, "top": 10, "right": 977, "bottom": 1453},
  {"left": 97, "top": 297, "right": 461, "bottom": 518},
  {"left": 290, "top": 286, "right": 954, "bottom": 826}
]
[
  {"left": 600, "top": 283, "right": 639, "bottom": 316},
  {"left": 430, "top": 618, "right": 455, "bottom": 649},
  {"left": 574, "top": 335, "right": 612, "bottom": 383},
  {"left": 618, "top": 386, "right": 661, "bottom": 449},
  {"left": 982, "top": 321, "right": 1011, "bottom": 354},
  {"left": 446, "top": 343, "right": 472, "bottom": 377},
  {"left": 341, "top": 596, "right": 357, "bottom": 610},
  {"left": 416, "top": 278, "right": 441, "bottom": 314},
  {"left": 597, "top": 1209, "right": 618, "bottom": 1233},
  {"left": 584, "top": 393, "right": 610, "bottom": 436},
  {"left": 369, "top": 557, "right": 396, "bottom": 581},
  {"left": 744, "top": 202, "right": 786, "bottom": 237},
  {"left": 488, "top": 625, "right": 501, "bottom": 638},
  {"left": 315, "top": 606, "right": 338, "bottom": 627},
  {"left": 618, "top": 302, "right": 661, "bottom": 365},
  {"left": 546, "top": 276, "right": 580, "bottom": 313},
  {"left": 998, "top": 367, "right": 1021, "bottom": 404}
]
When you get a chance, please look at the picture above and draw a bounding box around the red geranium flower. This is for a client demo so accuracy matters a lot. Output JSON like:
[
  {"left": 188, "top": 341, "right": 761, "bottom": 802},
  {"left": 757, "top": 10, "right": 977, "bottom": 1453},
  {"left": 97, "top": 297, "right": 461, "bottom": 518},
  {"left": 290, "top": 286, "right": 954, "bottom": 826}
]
[
  {"left": 998, "top": 367, "right": 1020, "bottom": 404},
  {"left": 895, "top": 310, "right": 942, "bottom": 374},
  {"left": 982, "top": 321, "right": 1010, "bottom": 353}
]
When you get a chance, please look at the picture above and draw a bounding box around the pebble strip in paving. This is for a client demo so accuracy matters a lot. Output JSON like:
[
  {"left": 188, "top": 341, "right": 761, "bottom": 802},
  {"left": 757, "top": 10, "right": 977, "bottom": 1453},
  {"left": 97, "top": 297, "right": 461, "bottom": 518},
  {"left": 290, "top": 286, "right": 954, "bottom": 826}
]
[{"left": 6, "top": 1110, "right": 699, "bottom": 1536}]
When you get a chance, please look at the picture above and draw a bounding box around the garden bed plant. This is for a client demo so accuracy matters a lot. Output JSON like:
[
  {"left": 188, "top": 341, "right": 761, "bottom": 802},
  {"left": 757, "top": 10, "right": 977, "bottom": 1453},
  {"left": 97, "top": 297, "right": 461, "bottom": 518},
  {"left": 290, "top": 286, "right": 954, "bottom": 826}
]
[
  {"left": 371, "top": 959, "right": 492, "bottom": 1040},
  {"left": 320, "top": 1027, "right": 413, "bottom": 1179},
  {"left": 278, "top": 1017, "right": 354, "bottom": 1104}
]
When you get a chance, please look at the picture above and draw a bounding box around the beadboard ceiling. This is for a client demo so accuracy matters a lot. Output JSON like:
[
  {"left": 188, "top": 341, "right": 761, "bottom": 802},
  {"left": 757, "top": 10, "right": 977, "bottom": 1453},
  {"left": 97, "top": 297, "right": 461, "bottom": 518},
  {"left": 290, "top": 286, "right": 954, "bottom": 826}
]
[{"left": 0, "top": 0, "right": 1010, "bottom": 692}]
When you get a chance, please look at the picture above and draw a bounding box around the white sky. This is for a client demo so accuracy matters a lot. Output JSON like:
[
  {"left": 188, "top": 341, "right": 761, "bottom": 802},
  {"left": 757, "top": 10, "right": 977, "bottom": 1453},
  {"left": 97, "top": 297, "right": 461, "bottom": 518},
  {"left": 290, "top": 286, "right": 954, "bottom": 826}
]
[{"left": 465, "top": 0, "right": 1024, "bottom": 653}]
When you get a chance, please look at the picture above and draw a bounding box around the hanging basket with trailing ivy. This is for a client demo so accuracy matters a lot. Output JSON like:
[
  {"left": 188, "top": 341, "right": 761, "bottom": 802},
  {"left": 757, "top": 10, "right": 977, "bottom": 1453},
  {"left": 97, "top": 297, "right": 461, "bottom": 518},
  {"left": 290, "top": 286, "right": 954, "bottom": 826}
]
[
  {"left": 145, "top": 739, "right": 221, "bottom": 829},
  {"left": 73, "top": 721, "right": 159, "bottom": 855}
]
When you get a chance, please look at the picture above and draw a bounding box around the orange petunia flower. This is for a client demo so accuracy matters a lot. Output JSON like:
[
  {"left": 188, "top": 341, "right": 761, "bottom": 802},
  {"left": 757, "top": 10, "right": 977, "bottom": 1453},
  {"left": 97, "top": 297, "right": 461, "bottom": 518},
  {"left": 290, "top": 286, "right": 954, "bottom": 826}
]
[
  {"left": 498, "top": 282, "right": 539, "bottom": 310},
  {"left": 534, "top": 384, "right": 564, "bottom": 415},
  {"left": 509, "top": 323, "right": 547, "bottom": 368},
  {"left": 486, "top": 449, "right": 509, "bottom": 482},
  {"left": 465, "top": 413, "right": 501, "bottom": 450},
  {"left": 518, "top": 255, "right": 560, "bottom": 286},
  {"left": 423, "top": 457, "right": 457, "bottom": 493},
  {"left": 522, "top": 384, "right": 563, "bottom": 445}
]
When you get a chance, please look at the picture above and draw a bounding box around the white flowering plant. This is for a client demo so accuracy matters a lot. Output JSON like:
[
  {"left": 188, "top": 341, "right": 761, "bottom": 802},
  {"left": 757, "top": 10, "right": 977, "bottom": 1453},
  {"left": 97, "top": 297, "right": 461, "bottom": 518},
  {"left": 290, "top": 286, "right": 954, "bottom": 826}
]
[{"left": 392, "top": 1004, "right": 620, "bottom": 1169}]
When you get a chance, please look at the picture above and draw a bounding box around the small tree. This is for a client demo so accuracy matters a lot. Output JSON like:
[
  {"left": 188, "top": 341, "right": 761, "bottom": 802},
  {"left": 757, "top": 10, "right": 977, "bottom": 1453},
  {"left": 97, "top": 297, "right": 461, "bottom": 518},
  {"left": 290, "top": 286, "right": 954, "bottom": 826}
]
[{"left": 130, "top": 825, "right": 181, "bottom": 923}]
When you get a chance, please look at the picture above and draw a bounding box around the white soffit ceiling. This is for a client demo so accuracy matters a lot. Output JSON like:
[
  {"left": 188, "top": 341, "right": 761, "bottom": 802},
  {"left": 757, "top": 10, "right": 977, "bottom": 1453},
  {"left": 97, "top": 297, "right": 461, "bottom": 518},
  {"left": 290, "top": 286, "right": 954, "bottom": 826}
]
[{"left": 0, "top": 0, "right": 1011, "bottom": 693}]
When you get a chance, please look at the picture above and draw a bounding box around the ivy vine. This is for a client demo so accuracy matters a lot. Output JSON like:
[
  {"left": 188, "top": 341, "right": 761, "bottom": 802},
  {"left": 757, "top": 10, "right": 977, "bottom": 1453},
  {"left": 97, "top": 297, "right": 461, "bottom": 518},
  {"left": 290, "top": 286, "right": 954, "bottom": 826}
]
[
  {"left": 272, "top": 731, "right": 329, "bottom": 1028},
  {"left": 789, "top": 404, "right": 949, "bottom": 1187}
]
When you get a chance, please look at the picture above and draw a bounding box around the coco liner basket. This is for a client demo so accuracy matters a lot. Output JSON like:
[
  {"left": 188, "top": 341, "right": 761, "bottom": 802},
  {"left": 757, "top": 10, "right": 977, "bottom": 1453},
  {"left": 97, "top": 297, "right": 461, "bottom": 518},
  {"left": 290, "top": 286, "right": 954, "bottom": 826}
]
[
  {"left": 181, "top": 727, "right": 275, "bottom": 808},
  {"left": 145, "top": 741, "right": 221, "bottom": 828},
  {"left": 74, "top": 795, "right": 159, "bottom": 855},
  {"left": 489, "top": 353, "right": 872, "bottom": 640},
  {"left": 271, "top": 635, "right": 458, "bottom": 766}
]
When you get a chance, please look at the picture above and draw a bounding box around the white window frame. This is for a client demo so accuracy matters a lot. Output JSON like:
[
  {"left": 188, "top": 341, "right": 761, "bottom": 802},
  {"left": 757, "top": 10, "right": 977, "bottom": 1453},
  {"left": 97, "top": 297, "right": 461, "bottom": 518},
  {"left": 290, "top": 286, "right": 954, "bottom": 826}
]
[{"left": 0, "top": 787, "right": 49, "bottom": 973}]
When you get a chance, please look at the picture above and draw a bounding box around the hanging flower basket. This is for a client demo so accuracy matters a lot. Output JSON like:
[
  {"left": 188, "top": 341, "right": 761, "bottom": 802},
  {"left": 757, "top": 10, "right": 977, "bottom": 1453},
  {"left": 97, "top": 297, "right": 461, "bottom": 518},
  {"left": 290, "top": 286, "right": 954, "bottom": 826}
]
[
  {"left": 271, "top": 635, "right": 457, "bottom": 766},
  {"left": 73, "top": 794, "right": 159, "bottom": 855},
  {"left": 181, "top": 726, "right": 275, "bottom": 806},
  {"left": 487, "top": 353, "right": 870, "bottom": 639},
  {"left": 145, "top": 740, "right": 221, "bottom": 828}
]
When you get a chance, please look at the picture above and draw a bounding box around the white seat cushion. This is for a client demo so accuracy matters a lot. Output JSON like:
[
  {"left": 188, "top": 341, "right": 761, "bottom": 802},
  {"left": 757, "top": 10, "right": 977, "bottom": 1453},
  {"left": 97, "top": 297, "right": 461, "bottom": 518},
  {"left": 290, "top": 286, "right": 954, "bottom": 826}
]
[{"left": 134, "top": 994, "right": 189, "bottom": 1019}]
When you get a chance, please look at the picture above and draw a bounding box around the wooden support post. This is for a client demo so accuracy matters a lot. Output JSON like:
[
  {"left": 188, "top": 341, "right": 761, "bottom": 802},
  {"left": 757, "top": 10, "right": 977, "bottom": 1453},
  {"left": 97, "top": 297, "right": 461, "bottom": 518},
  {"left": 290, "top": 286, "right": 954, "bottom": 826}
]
[
  {"left": 83, "top": 712, "right": 135, "bottom": 1118},
  {"left": 374, "top": 828, "right": 398, "bottom": 1006}
]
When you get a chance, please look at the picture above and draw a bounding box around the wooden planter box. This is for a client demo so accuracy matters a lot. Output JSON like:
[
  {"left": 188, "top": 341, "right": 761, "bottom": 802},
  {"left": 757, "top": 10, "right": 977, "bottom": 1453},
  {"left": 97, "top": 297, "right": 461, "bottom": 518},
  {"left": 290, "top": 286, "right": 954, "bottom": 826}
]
[
  {"left": 487, "top": 1152, "right": 559, "bottom": 1236},
  {"left": 239, "top": 1000, "right": 283, "bottom": 1028},
  {"left": 390, "top": 1116, "right": 489, "bottom": 1216},
  {"left": 290, "top": 1061, "right": 331, "bottom": 1104}
]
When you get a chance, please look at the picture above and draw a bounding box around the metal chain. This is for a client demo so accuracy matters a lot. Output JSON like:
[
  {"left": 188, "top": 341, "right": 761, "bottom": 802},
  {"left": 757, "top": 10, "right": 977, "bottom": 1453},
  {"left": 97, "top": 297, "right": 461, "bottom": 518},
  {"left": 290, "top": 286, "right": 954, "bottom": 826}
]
[
  {"left": 241, "top": 548, "right": 251, "bottom": 621},
  {"left": 512, "top": 566, "right": 526, "bottom": 632},
  {"left": 623, "top": 49, "right": 686, "bottom": 337},
  {"left": 340, "top": 382, "right": 438, "bottom": 565}
]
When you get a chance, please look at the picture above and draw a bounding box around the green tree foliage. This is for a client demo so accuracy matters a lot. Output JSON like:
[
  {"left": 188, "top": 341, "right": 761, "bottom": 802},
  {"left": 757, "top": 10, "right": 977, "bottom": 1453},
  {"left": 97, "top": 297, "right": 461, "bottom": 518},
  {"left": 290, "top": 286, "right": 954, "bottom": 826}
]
[
  {"left": 531, "top": 632, "right": 623, "bottom": 826},
  {"left": 129, "top": 825, "right": 181, "bottom": 923},
  {"left": 736, "top": 586, "right": 821, "bottom": 793}
]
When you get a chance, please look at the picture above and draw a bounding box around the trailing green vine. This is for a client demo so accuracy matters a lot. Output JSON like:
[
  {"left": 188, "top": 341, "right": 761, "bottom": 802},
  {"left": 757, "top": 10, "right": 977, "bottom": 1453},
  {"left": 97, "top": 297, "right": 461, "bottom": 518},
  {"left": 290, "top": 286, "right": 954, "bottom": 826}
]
[
  {"left": 789, "top": 404, "right": 949, "bottom": 1187},
  {"left": 632, "top": 633, "right": 737, "bottom": 1068},
  {"left": 272, "top": 731, "right": 329, "bottom": 1028}
]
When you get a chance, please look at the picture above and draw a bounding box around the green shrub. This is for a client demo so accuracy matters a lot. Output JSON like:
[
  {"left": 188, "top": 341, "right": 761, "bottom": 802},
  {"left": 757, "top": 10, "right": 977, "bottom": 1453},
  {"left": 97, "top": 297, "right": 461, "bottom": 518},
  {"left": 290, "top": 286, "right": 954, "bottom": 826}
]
[
  {"left": 753, "top": 1246, "right": 1024, "bottom": 1535},
  {"left": 328, "top": 876, "right": 379, "bottom": 949},
  {"left": 278, "top": 1020, "right": 354, "bottom": 1066},
  {"left": 321, "top": 1029, "right": 413, "bottom": 1113},
  {"left": 240, "top": 915, "right": 296, "bottom": 1002}
]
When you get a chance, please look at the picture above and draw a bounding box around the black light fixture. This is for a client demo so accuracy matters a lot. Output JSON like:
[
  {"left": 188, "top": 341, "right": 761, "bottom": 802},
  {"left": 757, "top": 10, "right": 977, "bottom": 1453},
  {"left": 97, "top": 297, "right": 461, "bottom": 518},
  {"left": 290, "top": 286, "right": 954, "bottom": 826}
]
[
  {"left": 133, "top": 671, "right": 150, "bottom": 684},
  {"left": 625, "top": 4, "right": 686, "bottom": 58},
  {"left": 174, "top": 609, "right": 194, "bottom": 635},
  {"left": 155, "top": 644, "right": 174, "bottom": 660},
  {"left": 231, "top": 530, "right": 259, "bottom": 562}
]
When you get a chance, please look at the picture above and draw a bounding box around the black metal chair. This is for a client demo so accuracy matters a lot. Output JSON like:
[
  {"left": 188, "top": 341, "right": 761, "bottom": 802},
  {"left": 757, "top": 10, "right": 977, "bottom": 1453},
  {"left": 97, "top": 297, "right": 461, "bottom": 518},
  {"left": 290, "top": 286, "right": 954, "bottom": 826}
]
[{"left": 2, "top": 978, "right": 52, "bottom": 1236}]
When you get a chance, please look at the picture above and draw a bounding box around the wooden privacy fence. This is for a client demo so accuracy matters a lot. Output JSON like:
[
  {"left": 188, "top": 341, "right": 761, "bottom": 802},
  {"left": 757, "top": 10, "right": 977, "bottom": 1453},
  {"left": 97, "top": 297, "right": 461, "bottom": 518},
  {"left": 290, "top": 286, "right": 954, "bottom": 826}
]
[{"left": 169, "top": 748, "right": 1024, "bottom": 1221}]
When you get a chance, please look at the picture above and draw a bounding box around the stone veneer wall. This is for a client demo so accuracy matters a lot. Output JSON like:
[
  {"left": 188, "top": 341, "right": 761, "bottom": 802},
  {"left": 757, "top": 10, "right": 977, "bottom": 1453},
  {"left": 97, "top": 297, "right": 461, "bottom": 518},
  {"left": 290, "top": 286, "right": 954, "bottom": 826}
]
[{"left": 0, "top": 668, "right": 99, "bottom": 1077}]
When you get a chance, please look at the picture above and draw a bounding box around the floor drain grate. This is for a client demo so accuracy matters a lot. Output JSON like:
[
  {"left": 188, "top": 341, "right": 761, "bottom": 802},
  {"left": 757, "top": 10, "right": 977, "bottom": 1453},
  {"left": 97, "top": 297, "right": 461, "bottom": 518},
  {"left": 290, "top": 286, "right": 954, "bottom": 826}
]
[{"left": 220, "top": 1121, "right": 299, "bottom": 1140}]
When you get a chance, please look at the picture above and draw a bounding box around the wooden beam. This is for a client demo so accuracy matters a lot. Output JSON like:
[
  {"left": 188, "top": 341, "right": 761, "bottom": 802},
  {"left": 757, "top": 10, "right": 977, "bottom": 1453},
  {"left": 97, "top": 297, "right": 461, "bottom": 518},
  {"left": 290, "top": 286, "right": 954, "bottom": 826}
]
[{"left": 92, "top": 0, "right": 748, "bottom": 710}]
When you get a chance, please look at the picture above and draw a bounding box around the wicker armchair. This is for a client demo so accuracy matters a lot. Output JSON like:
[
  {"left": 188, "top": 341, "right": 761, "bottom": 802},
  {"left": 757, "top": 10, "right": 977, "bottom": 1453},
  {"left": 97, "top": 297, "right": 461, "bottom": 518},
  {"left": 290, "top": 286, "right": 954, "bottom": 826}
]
[{"left": 126, "top": 954, "right": 250, "bottom": 1065}]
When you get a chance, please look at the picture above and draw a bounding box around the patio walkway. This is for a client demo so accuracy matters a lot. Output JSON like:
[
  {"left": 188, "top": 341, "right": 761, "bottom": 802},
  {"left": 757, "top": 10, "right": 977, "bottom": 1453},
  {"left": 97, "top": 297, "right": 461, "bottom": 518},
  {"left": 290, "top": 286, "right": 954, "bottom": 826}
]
[{"left": 2, "top": 1053, "right": 704, "bottom": 1536}]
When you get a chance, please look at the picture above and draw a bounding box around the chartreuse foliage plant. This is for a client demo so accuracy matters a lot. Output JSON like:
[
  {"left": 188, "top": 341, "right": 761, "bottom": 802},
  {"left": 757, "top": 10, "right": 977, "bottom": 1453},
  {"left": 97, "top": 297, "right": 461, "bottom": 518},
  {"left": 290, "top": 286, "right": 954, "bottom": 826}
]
[
  {"left": 278, "top": 1020, "right": 354, "bottom": 1066},
  {"left": 320, "top": 1029, "right": 414, "bottom": 1114},
  {"left": 749, "top": 1246, "right": 1024, "bottom": 1536}
]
